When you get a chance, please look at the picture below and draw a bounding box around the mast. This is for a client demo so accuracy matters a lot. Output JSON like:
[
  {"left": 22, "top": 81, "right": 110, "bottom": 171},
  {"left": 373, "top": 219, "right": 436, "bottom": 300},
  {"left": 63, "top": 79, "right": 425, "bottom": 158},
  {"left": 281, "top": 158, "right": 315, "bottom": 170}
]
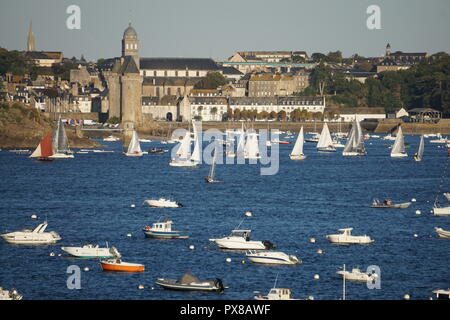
[{"left": 342, "top": 264, "right": 346, "bottom": 300}]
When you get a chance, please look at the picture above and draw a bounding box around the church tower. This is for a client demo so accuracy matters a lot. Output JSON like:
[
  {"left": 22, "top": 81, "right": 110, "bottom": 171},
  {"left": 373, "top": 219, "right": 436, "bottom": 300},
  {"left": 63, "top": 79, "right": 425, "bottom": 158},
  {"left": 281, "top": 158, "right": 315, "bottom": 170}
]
[
  {"left": 122, "top": 23, "right": 140, "bottom": 69},
  {"left": 27, "top": 22, "right": 35, "bottom": 52},
  {"left": 385, "top": 43, "right": 391, "bottom": 56}
]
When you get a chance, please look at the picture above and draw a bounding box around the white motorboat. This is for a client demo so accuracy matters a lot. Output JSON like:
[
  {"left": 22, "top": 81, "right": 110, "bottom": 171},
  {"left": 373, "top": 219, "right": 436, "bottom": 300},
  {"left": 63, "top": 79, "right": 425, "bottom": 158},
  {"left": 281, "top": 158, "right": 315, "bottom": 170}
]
[
  {"left": 0, "top": 287, "right": 22, "bottom": 300},
  {"left": 391, "top": 126, "right": 407, "bottom": 157},
  {"left": 326, "top": 228, "right": 373, "bottom": 245},
  {"left": 433, "top": 289, "right": 450, "bottom": 300},
  {"left": 61, "top": 244, "right": 119, "bottom": 258},
  {"left": 246, "top": 250, "right": 301, "bottom": 265},
  {"left": 337, "top": 268, "right": 378, "bottom": 282},
  {"left": 254, "top": 288, "right": 299, "bottom": 300},
  {"left": 143, "top": 198, "right": 183, "bottom": 208},
  {"left": 435, "top": 227, "right": 450, "bottom": 239},
  {"left": 103, "top": 135, "right": 120, "bottom": 142},
  {"left": 433, "top": 205, "right": 450, "bottom": 216},
  {"left": 1, "top": 221, "right": 61, "bottom": 245},
  {"left": 209, "top": 229, "right": 275, "bottom": 250}
]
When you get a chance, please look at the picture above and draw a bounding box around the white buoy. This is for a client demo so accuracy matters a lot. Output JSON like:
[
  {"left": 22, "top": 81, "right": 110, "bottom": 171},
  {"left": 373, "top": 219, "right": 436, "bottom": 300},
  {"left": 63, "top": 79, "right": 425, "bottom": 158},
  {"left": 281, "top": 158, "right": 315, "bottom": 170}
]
[
  {"left": 226, "top": 258, "right": 232, "bottom": 263},
  {"left": 413, "top": 234, "right": 418, "bottom": 238},
  {"left": 317, "top": 249, "right": 323, "bottom": 254},
  {"left": 245, "top": 211, "right": 252, "bottom": 217},
  {"left": 49, "top": 252, "right": 55, "bottom": 257},
  {"left": 58, "top": 254, "right": 62, "bottom": 257},
  {"left": 127, "top": 233, "right": 132, "bottom": 237},
  {"left": 411, "top": 198, "right": 416, "bottom": 202},
  {"left": 150, "top": 287, "right": 154, "bottom": 290},
  {"left": 307, "top": 296, "right": 314, "bottom": 300},
  {"left": 313, "top": 274, "right": 320, "bottom": 280},
  {"left": 31, "top": 214, "right": 37, "bottom": 219},
  {"left": 137, "top": 284, "right": 144, "bottom": 290},
  {"left": 189, "top": 245, "right": 195, "bottom": 250},
  {"left": 130, "top": 204, "right": 136, "bottom": 208},
  {"left": 309, "top": 238, "right": 316, "bottom": 243},
  {"left": 403, "top": 294, "right": 410, "bottom": 300},
  {"left": 415, "top": 210, "right": 421, "bottom": 215},
  {"left": 83, "top": 267, "right": 89, "bottom": 272}
]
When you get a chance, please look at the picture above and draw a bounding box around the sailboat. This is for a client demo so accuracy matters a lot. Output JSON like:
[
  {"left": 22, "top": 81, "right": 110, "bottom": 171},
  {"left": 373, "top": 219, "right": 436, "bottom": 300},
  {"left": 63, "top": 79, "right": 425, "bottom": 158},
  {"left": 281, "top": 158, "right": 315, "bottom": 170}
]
[
  {"left": 29, "top": 132, "right": 54, "bottom": 161},
  {"left": 390, "top": 126, "right": 407, "bottom": 158},
  {"left": 205, "top": 146, "right": 219, "bottom": 183},
  {"left": 290, "top": 126, "right": 306, "bottom": 160},
  {"left": 124, "top": 130, "right": 144, "bottom": 157},
  {"left": 414, "top": 135, "right": 424, "bottom": 161},
  {"left": 342, "top": 118, "right": 367, "bottom": 156},
  {"left": 316, "top": 123, "right": 336, "bottom": 152},
  {"left": 49, "top": 118, "right": 74, "bottom": 159},
  {"left": 244, "top": 129, "right": 261, "bottom": 159},
  {"left": 169, "top": 121, "right": 200, "bottom": 167}
]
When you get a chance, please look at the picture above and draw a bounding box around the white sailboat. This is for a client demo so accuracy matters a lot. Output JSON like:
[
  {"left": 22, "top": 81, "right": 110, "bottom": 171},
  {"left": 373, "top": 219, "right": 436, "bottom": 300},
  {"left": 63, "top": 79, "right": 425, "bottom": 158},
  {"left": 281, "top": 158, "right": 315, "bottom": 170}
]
[
  {"left": 414, "top": 135, "right": 424, "bottom": 161},
  {"left": 316, "top": 123, "right": 336, "bottom": 152},
  {"left": 343, "top": 118, "right": 367, "bottom": 156},
  {"left": 390, "top": 126, "right": 407, "bottom": 157},
  {"left": 49, "top": 118, "right": 74, "bottom": 159},
  {"left": 169, "top": 121, "right": 199, "bottom": 167},
  {"left": 244, "top": 129, "right": 261, "bottom": 159},
  {"left": 124, "top": 130, "right": 143, "bottom": 157},
  {"left": 290, "top": 126, "right": 306, "bottom": 160},
  {"left": 205, "top": 146, "right": 219, "bottom": 183}
]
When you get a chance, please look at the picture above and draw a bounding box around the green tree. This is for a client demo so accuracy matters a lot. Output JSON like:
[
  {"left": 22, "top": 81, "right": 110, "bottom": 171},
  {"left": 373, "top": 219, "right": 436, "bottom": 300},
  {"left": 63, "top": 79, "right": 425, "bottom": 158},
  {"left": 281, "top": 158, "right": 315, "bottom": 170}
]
[{"left": 194, "top": 72, "right": 227, "bottom": 89}]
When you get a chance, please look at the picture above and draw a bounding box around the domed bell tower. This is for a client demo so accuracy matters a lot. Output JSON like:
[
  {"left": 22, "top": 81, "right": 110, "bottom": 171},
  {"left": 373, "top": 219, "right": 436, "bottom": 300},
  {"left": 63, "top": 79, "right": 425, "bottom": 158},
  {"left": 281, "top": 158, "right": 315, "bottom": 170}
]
[{"left": 122, "top": 23, "right": 140, "bottom": 69}]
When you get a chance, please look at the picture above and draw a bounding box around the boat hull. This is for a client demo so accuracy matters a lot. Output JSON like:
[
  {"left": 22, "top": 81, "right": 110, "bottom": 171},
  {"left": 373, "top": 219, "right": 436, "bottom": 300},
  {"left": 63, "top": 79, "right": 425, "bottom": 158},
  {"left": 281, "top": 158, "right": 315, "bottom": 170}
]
[
  {"left": 100, "top": 260, "right": 144, "bottom": 272},
  {"left": 391, "top": 153, "right": 408, "bottom": 158},
  {"left": 155, "top": 279, "right": 222, "bottom": 292},
  {"left": 435, "top": 228, "right": 450, "bottom": 239},
  {"left": 143, "top": 230, "right": 188, "bottom": 239},
  {"left": 0, "top": 235, "right": 59, "bottom": 245},
  {"left": 433, "top": 206, "right": 450, "bottom": 216},
  {"left": 371, "top": 202, "right": 411, "bottom": 209},
  {"left": 210, "top": 239, "right": 270, "bottom": 250},
  {"left": 343, "top": 151, "right": 367, "bottom": 156},
  {"left": 246, "top": 253, "right": 300, "bottom": 265},
  {"left": 289, "top": 154, "right": 306, "bottom": 160},
  {"left": 169, "top": 160, "right": 197, "bottom": 167},
  {"left": 144, "top": 200, "right": 181, "bottom": 208},
  {"left": 49, "top": 153, "right": 74, "bottom": 159},
  {"left": 326, "top": 235, "right": 373, "bottom": 245},
  {"left": 61, "top": 246, "right": 114, "bottom": 258}
]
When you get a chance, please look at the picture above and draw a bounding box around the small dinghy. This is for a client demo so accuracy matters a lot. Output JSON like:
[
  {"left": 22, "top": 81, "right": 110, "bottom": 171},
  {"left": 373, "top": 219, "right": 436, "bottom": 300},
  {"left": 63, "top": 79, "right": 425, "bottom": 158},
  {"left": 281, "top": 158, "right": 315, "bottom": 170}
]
[
  {"left": 337, "top": 268, "right": 378, "bottom": 282},
  {"left": 371, "top": 198, "right": 411, "bottom": 209},
  {"left": 246, "top": 250, "right": 301, "bottom": 265},
  {"left": 326, "top": 228, "right": 373, "bottom": 245},
  {"left": 155, "top": 272, "right": 225, "bottom": 293},
  {"left": 435, "top": 227, "right": 450, "bottom": 239}
]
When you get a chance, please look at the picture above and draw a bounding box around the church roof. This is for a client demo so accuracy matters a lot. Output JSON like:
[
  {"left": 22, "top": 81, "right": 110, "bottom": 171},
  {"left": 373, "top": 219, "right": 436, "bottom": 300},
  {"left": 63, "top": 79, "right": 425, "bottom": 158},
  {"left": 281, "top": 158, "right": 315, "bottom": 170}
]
[
  {"left": 119, "top": 56, "right": 139, "bottom": 74},
  {"left": 140, "top": 57, "right": 219, "bottom": 70}
]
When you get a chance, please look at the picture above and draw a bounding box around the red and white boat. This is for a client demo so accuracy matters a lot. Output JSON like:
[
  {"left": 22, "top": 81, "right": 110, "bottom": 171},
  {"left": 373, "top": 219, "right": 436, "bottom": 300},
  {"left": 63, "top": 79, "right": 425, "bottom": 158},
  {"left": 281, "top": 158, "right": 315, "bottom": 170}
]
[
  {"left": 29, "top": 132, "right": 54, "bottom": 161},
  {"left": 100, "top": 258, "right": 145, "bottom": 272}
]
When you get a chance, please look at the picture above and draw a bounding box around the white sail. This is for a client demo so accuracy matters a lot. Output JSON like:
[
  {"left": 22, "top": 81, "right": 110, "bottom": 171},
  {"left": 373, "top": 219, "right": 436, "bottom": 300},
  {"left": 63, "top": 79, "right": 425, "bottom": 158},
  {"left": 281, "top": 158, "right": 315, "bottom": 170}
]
[
  {"left": 343, "top": 119, "right": 366, "bottom": 155},
  {"left": 127, "top": 130, "right": 142, "bottom": 154},
  {"left": 30, "top": 143, "right": 42, "bottom": 158},
  {"left": 208, "top": 147, "right": 217, "bottom": 179},
  {"left": 245, "top": 130, "right": 260, "bottom": 159},
  {"left": 343, "top": 123, "right": 356, "bottom": 153},
  {"left": 391, "top": 126, "right": 406, "bottom": 157},
  {"left": 415, "top": 135, "right": 424, "bottom": 161},
  {"left": 317, "top": 123, "right": 333, "bottom": 149},
  {"left": 52, "top": 118, "right": 71, "bottom": 154},
  {"left": 290, "top": 126, "right": 305, "bottom": 157},
  {"left": 191, "top": 120, "right": 202, "bottom": 163},
  {"left": 236, "top": 130, "right": 245, "bottom": 158},
  {"left": 174, "top": 131, "right": 191, "bottom": 160}
]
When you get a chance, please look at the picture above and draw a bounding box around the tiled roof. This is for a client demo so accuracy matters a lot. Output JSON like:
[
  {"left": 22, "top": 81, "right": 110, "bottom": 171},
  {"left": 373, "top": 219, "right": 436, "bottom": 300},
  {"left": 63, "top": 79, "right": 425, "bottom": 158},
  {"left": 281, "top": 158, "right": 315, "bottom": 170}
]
[{"left": 140, "top": 58, "right": 219, "bottom": 70}]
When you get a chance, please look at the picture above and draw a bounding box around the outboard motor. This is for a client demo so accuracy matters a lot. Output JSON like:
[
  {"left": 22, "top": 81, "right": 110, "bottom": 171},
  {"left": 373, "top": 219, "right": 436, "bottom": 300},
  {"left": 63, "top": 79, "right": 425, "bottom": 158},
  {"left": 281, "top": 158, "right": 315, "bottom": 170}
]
[
  {"left": 263, "top": 240, "right": 275, "bottom": 249},
  {"left": 177, "top": 202, "right": 183, "bottom": 207},
  {"left": 215, "top": 279, "right": 224, "bottom": 293}
]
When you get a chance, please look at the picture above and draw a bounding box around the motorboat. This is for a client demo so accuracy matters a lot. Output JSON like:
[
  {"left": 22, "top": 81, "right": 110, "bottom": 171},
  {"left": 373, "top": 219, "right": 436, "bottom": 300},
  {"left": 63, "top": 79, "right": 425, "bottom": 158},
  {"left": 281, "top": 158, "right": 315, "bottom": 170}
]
[
  {"left": 435, "top": 227, "right": 450, "bottom": 239},
  {"left": 143, "top": 198, "right": 183, "bottom": 208},
  {"left": 305, "top": 133, "right": 320, "bottom": 143},
  {"left": 371, "top": 198, "right": 412, "bottom": 209},
  {"left": 433, "top": 205, "right": 450, "bottom": 216},
  {"left": 100, "top": 258, "right": 145, "bottom": 272},
  {"left": 254, "top": 288, "right": 299, "bottom": 300},
  {"left": 0, "top": 287, "right": 22, "bottom": 300},
  {"left": 61, "top": 244, "right": 119, "bottom": 258},
  {"left": 246, "top": 250, "right": 301, "bottom": 265},
  {"left": 326, "top": 228, "right": 374, "bottom": 245},
  {"left": 155, "top": 272, "right": 225, "bottom": 293},
  {"left": 148, "top": 148, "right": 168, "bottom": 154},
  {"left": 209, "top": 229, "right": 275, "bottom": 250},
  {"left": 1, "top": 221, "right": 61, "bottom": 245},
  {"left": 143, "top": 218, "right": 188, "bottom": 239},
  {"left": 433, "top": 289, "right": 450, "bottom": 300},
  {"left": 337, "top": 268, "right": 378, "bottom": 282},
  {"left": 103, "top": 135, "right": 120, "bottom": 142}
]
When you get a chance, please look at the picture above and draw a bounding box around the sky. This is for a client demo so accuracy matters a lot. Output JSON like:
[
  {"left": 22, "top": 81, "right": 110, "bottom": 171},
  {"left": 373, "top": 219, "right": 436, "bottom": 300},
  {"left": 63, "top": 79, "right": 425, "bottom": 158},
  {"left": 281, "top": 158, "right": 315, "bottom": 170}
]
[{"left": 0, "top": 0, "right": 449, "bottom": 62}]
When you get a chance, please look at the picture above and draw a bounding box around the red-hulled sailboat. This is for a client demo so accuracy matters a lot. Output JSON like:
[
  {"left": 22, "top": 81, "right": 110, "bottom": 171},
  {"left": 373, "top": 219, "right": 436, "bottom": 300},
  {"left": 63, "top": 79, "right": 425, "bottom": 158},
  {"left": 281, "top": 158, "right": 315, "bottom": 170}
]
[{"left": 29, "top": 133, "right": 54, "bottom": 161}]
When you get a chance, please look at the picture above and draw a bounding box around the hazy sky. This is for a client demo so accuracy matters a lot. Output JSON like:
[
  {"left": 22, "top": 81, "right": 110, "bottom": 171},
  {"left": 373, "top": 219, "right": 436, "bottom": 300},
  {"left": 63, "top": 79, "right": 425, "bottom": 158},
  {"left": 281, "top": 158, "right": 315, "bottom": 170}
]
[{"left": 1, "top": 0, "right": 449, "bottom": 61}]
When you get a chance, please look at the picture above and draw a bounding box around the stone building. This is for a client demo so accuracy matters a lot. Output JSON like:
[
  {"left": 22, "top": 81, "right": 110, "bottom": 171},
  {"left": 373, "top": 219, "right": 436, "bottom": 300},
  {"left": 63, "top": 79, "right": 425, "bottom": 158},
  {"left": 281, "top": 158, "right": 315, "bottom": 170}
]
[{"left": 248, "top": 71, "right": 309, "bottom": 97}]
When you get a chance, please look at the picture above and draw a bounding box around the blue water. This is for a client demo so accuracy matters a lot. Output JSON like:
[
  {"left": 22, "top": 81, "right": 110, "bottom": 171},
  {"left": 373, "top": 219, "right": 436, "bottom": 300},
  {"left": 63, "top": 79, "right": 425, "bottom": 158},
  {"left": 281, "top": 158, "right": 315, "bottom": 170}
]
[{"left": 0, "top": 134, "right": 449, "bottom": 300}]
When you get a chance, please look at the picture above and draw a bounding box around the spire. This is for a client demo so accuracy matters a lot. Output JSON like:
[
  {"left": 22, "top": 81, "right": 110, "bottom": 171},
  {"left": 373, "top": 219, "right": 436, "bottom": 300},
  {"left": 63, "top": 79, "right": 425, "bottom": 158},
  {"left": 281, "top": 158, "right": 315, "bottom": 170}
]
[{"left": 27, "top": 22, "right": 35, "bottom": 52}]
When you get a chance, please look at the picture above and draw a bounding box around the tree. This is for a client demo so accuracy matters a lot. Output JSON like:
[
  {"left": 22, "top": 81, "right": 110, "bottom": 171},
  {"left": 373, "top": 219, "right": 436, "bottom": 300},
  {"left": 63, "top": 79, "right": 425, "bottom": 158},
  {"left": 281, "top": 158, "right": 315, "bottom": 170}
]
[
  {"left": 193, "top": 72, "right": 227, "bottom": 89},
  {"left": 210, "top": 107, "right": 218, "bottom": 120},
  {"left": 269, "top": 111, "right": 277, "bottom": 119}
]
